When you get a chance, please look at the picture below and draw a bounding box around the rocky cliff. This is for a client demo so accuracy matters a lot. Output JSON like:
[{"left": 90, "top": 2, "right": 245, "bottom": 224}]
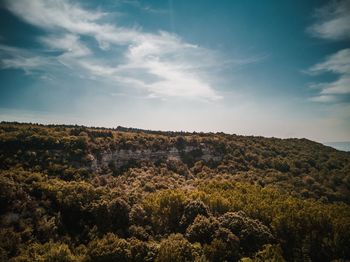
[{"left": 89, "top": 145, "right": 223, "bottom": 173}]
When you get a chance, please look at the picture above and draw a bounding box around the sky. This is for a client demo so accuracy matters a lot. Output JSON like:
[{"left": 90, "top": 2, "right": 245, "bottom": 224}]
[{"left": 0, "top": 0, "right": 349, "bottom": 142}]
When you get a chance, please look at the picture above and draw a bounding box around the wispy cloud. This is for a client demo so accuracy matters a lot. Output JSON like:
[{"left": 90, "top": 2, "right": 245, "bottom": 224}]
[
  {"left": 2, "top": 0, "right": 236, "bottom": 100},
  {"left": 309, "top": 94, "right": 337, "bottom": 103},
  {"left": 307, "top": 48, "right": 350, "bottom": 102},
  {"left": 309, "top": 48, "right": 350, "bottom": 75},
  {"left": 307, "top": 0, "right": 350, "bottom": 40},
  {"left": 119, "top": 0, "right": 169, "bottom": 14},
  {"left": 306, "top": 0, "right": 350, "bottom": 103},
  {"left": 40, "top": 34, "right": 91, "bottom": 59},
  {"left": 0, "top": 45, "right": 52, "bottom": 74}
]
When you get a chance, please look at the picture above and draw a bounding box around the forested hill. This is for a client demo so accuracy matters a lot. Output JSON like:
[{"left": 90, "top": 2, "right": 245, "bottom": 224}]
[
  {"left": 1, "top": 122, "right": 350, "bottom": 261},
  {"left": 1, "top": 122, "right": 349, "bottom": 202}
]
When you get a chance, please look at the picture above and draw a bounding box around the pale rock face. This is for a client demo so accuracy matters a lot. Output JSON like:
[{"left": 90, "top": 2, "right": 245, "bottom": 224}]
[{"left": 90, "top": 145, "right": 222, "bottom": 173}]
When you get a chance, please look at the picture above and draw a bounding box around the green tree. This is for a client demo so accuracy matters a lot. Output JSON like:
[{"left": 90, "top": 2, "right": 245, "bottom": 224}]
[
  {"left": 219, "top": 211, "right": 274, "bottom": 256},
  {"left": 86, "top": 233, "right": 131, "bottom": 262},
  {"left": 11, "top": 242, "right": 79, "bottom": 262},
  {"left": 204, "top": 227, "right": 240, "bottom": 262},
  {"left": 180, "top": 200, "right": 210, "bottom": 230},
  {"left": 185, "top": 215, "right": 218, "bottom": 244},
  {"left": 156, "top": 234, "right": 198, "bottom": 262}
]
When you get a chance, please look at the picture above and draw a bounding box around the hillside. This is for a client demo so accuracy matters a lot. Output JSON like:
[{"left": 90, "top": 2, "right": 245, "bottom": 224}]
[{"left": 1, "top": 122, "right": 350, "bottom": 261}]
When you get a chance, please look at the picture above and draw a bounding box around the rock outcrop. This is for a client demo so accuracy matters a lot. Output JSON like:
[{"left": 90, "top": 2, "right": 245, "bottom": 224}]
[{"left": 90, "top": 145, "right": 223, "bottom": 173}]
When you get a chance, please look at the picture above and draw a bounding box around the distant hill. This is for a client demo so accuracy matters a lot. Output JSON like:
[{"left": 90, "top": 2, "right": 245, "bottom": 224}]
[
  {"left": 1, "top": 122, "right": 350, "bottom": 261},
  {"left": 324, "top": 141, "right": 350, "bottom": 152},
  {"left": 1, "top": 121, "right": 349, "bottom": 202}
]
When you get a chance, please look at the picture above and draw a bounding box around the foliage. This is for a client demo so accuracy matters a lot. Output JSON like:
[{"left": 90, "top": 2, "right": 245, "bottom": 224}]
[
  {"left": 203, "top": 227, "right": 240, "bottom": 262},
  {"left": 180, "top": 200, "right": 210, "bottom": 230},
  {"left": 11, "top": 242, "right": 81, "bottom": 262},
  {"left": 185, "top": 215, "right": 219, "bottom": 244},
  {"left": 156, "top": 234, "right": 198, "bottom": 262},
  {"left": 86, "top": 233, "right": 131, "bottom": 262},
  {"left": 1, "top": 122, "right": 350, "bottom": 261},
  {"left": 143, "top": 190, "right": 186, "bottom": 234},
  {"left": 218, "top": 211, "right": 274, "bottom": 255}
]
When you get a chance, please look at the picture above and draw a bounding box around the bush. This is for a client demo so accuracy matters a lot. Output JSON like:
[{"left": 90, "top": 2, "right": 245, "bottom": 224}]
[
  {"left": 129, "top": 238, "right": 157, "bottom": 262},
  {"left": 91, "top": 198, "right": 130, "bottom": 234},
  {"left": 0, "top": 228, "right": 21, "bottom": 258},
  {"left": 86, "top": 233, "right": 131, "bottom": 262},
  {"left": 219, "top": 211, "right": 274, "bottom": 255},
  {"left": 253, "top": 244, "right": 285, "bottom": 261},
  {"left": 144, "top": 190, "right": 186, "bottom": 233},
  {"left": 204, "top": 227, "right": 240, "bottom": 262},
  {"left": 185, "top": 215, "right": 218, "bottom": 244},
  {"left": 156, "top": 234, "right": 198, "bottom": 262},
  {"left": 11, "top": 242, "right": 79, "bottom": 262},
  {"left": 180, "top": 200, "right": 210, "bottom": 230},
  {"left": 129, "top": 204, "right": 147, "bottom": 226},
  {"left": 128, "top": 225, "right": 150, "bottom": 241}
]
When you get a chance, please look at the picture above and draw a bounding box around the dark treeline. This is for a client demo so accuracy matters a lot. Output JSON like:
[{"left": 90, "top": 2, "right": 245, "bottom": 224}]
[{"left": 0, "top": 122, "right": 350, "bottom": 261}]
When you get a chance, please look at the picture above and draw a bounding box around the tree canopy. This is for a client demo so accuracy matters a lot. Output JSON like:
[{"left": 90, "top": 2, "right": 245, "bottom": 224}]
[{"left": 1, "top": 122, "right": 350, "bottom": 261}]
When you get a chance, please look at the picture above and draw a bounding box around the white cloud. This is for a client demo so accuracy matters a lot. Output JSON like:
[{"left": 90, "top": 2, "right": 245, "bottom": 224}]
[
  {"left": 320, "top": 76, "right": 350, "bottom": 94},
  {"left": 309, "top": 95, "right": 337, "bottom": 103},
  {"left": 309, "top": 48, "right": 350, "bottom": 74},
  {"left": 40, "top": 34, "right": 92, "bottom": 70},
  {"left": 307, "top": 1, "right": 350, "bottom": 103},
  {"left": 308, "top": 0, "right": 350, "bottom": 40},
  {"left": 143, "top": 60, "right": 222, "bottom": 100},
  {"left": 5, "top": 1, "right": 106, "bottom": 35},
  {"left": 0, "top": 45, "right": 52, "bottom": 74},
  {"left": 4, "top": 0, "right": 228, "bottom": 101},
  {"left": 40, "top": 34, "right": 91, "bottom": 58},
  {"left": 308, "top": 48, "right": 350, "bottom": 102}
]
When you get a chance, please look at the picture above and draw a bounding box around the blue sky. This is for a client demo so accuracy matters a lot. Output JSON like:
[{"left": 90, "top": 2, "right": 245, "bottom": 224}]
[{"left": 0, "top": 0, "right": 349, "bottom": 142}]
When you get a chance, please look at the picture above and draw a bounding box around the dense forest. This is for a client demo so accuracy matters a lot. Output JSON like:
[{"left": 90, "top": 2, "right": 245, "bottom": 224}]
[{"left": 0, "top": 122, "right": 350, "bottom": 261}]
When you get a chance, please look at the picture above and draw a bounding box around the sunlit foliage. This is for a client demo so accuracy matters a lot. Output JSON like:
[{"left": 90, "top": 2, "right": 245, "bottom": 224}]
[{"left": 1, "top": 122, "right": 350, "bottom": 261}]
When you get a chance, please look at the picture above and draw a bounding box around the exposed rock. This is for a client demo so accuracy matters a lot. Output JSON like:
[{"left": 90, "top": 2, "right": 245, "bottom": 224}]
[{"left": 91, "top": 145, "right": 222, "bottom": 173}]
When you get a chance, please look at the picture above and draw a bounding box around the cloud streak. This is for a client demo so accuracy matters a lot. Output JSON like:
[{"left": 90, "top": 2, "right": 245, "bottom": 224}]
[
  {"left": 308, "top": 48, "right": 350, "bottom": 102},
  {"left": 307, "top": 0, "right": 350, "bottom": 103},
  {"left": 3, "top": 0, "right": 231, "bottom": 100},
  {"left": 307, "top": 0, "right": 350, "bottom": 40},
  {"left": 0, "top": 45, "right": 53, "bottom": 74}
]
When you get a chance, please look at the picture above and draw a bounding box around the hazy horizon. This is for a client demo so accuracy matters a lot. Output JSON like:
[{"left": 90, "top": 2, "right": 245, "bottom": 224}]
[
  {"left": 2, "top": 119, "right": 350, "bottom": 147},
  {"left": 1, "top": 0, "right": 349, "bottom": 142}
]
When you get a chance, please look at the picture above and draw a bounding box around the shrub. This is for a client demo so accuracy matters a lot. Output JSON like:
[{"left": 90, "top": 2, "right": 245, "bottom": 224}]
[
  {"left": 129, "top": 204, "right": 147, "bottom": 226},
  {"left": 185, "top": 215, "right": 218, "bottom": 244},
  {"left": 204, "top": 227, "right": 240, "bottom": 262},
  {"left": 219, "top": 211, "right": 274, "bottom": 255},
  {"left": 86, "top": 233, "right": 131, "bottom": 262},
  {"left": 129, "top": 238, "right": 157, "bottom": 262},
  {"left": 11, "top": 242, "right": 79, "bottom": 262},
  {"left": 128, "top": 225, "right": 149, "bottom": 241},
  {"left": 144, "top": 190, "right": 186, "bottom": 233},
  {"left": 253, "top": 244, "right": 285, "bottom": 261},
  {"left": 156, "top": 234, "right": 198, "bottom": 262},
  {"left": 0, "top": 228, "right": 21, "bottom": 258},
  {"left": 92, "top": 198, "right": 130, "bottom": 234},
  {"left": 180, "top": 200, "right": 210, "bottom": 230}
]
